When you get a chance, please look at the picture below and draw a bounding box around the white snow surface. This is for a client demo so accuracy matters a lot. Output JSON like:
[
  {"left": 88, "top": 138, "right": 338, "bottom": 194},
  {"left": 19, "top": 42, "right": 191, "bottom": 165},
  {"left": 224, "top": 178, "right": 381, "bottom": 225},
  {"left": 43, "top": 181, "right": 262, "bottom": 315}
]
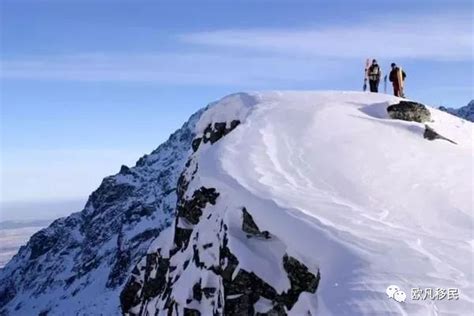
[
  {"left": 3, "top": 91, "right": 471, "bottom": 316},
  {"left": 191, "top": 91, "right": 473, "bottom": 315}
]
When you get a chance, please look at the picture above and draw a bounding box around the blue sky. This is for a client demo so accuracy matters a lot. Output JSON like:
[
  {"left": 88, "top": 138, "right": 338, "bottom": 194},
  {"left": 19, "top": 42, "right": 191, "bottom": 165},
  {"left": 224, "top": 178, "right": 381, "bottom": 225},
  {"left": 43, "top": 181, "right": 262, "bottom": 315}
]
[{"left": 0, "top": 0, "right": 472, "bottom": 220}]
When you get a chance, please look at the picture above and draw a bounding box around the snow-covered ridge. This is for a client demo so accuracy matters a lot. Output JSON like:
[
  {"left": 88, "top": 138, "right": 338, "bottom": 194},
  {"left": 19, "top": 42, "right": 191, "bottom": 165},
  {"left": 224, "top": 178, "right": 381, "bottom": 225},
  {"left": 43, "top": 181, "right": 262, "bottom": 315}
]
[
  {"left": 195, "top": 93, "right": 257, "bottom": 133},
  {"left": 1, "top": 91, "right": 472, "bottom": 316},
  {"left": 122, "top": 91, "right": 472, "bottom": 315}
]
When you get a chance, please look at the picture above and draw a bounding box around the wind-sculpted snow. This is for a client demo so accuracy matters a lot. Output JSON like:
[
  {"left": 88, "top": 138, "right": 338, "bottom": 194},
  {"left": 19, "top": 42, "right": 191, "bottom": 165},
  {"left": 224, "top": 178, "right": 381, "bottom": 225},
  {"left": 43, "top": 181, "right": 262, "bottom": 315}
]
[
  {"left": 0, "top": 106, "right": 205, "bottom": 315},
  {"left": 2, "top": 91, "right": 472, "bottom": 316},
  {"left": 125, "top": 91, "right": 472, "bottom": 315},
  {"left": 211, "top": 92, "right": 472, "bottom": 315},
  {"left": 121, "top": 93, "right": 322, "bottom": 315}
]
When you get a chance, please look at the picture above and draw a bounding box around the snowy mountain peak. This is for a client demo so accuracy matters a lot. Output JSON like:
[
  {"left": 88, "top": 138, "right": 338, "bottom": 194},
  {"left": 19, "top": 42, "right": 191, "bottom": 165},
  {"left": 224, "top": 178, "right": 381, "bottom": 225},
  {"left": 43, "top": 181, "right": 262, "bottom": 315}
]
[
  {"left": 439, "top": 99, "right": 474, "bottom": 122},
  {"left": 1, "top": 91, "right": 472, "bottom": 315}
]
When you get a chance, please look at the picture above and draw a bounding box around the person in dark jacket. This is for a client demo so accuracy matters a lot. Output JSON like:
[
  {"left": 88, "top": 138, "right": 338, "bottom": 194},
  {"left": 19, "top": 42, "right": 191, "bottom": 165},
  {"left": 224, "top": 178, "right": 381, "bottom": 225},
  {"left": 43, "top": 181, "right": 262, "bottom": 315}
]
[
  {"left": 389, "top": 62, "right": 406, "bottom": 97},
  {"left": 367, "top": 59, "right": 381, "bottom": 92}
]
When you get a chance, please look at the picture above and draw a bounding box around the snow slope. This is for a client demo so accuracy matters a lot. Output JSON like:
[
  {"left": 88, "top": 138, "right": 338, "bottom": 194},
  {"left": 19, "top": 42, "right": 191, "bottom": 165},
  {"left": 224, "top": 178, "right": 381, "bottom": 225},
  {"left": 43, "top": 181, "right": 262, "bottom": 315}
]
[
  {"left": 127, "top": 91, "right": 472, "bottom": 315},
  {"left": 2, "top": 91, "right": 472, "bottom": 316},
  {"left": 208, "top": 92, "right": 472, "bottom": 315}
]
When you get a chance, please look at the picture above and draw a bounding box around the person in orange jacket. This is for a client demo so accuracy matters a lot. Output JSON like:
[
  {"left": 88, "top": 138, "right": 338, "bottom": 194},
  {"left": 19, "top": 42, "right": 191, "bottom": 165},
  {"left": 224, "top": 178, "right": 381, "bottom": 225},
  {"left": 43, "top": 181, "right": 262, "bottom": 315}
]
[{"left": 389, "top": 63, "right": 407, "bottom": 97}]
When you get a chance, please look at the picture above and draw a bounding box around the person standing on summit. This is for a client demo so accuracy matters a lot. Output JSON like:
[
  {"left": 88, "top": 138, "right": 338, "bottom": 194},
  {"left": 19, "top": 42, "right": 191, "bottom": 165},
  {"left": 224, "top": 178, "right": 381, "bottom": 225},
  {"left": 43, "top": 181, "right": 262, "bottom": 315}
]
[
  {"left": 367, "top": 59, "right": 381, "bottom": 92},
  {"left": 389, "top": 63, "right": 407, "bottom": 97}
]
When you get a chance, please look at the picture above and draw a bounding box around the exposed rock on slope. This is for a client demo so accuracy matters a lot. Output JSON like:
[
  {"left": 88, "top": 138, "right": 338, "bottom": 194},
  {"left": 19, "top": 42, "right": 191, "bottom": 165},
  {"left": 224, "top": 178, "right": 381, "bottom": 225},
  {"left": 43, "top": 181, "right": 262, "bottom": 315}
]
[
  {"left": 387, "top": 101, "right": 431, "bottom": 123},
  {"left": 120, "top": 111, "right": 321, "bottom": 315},
  {"left": 423, "top": 125, "right": 457, "bottom": 144}
]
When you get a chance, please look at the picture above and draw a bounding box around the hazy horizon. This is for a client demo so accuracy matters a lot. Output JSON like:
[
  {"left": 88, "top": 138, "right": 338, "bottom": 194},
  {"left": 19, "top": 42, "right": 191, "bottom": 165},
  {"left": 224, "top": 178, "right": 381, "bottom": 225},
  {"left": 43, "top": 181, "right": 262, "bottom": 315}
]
[{"left": 0, "top": 198, "right": 86, "bottom": 222}]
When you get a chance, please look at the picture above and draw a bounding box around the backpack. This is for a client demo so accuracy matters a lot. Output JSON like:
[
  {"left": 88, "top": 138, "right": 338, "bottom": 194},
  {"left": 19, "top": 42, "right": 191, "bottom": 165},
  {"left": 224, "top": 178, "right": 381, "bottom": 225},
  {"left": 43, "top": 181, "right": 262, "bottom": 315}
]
[{"left": 368, "top": 65, "right": 380, "bottom": 80}]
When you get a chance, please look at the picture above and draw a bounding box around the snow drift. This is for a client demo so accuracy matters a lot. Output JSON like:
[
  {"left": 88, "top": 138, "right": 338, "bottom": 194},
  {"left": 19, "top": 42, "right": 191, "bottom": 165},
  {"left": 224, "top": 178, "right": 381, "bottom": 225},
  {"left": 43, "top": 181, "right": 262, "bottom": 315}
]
[{"left": 1, "top": 91, "right": 472, "bottom": 316}]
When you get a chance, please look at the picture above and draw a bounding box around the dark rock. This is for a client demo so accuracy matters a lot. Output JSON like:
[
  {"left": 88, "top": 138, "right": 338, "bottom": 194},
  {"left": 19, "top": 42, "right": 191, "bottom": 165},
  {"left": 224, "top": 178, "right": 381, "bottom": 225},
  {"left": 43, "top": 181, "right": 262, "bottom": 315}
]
[
  {"left": 120, "top": 251, "right": 170, "bottom": 314},
  {"left": 135, "top": 154, "right": 148, "bottom": 167},
  {"left": 177, "top": 187, "right": 219, "bottom": 225},
  {"left": 191, "top": 119, "right": 240, "bottom": 153},
  {"left": 29, "top": 231, "right": 59, "bottom": 260},
  {"left": 164, "top": 298, "right": 176, "bottom": 312},
  {"left": 202, "top": 243, "right": 213, "bottom": 250},
  {"left": 229, "top": 120, "right": 240, "bottom": 129},
  {"left": 226, "top": 268, "right": 278, "bottom": 298},
  {"left": 130, "top": 228, "right": 161, "bottom": 245},
  {"left": 0, "top": 281, "right": 16, "bottom": 310},
  {"left": 183, "top": 308, "right": 201, "bottom": 316},
  {"left": 257, "top": 304, "right": 286, "bottom": 316},
  {"left": 281, "top": 254, "right": 320, "bottom": 309},
  {"left": 192, "top": 138, "right": 202, "bottom": 152},
  {"left": 201, "top": 120, "right": 241, "bottom": 145},
  {"left": 120, "top": 278, "right": 142, "bottom": 313},
  {"left": 242, "top": 208, "right": 271, "bottom": 239},
  {"left": 423, "top": 125, "right": 457, "bottom": 144},
  {"left": 88, "top": 178, "right": 135, "bottom": 211},
  {"left": 387, "top": 101, "right": 431, "bottom": 123},
  {"left": 225, "top": 293, "right": 253, "bottom": 316},
  {"left": 124, "top": 204, "right": 156, "bottom": 224},
  {"left": 193, "top": 281, "right": 202, "bottom": 301},
  {"left": 119, "top": 165, "right": 132, "bottom": 175},
  {"left": 202, "top": 287, "right": 216, "bottom": 299},
  {"left": 193, "top": 245, "right": 204, "bottom": 268},
  {"left": 131, "top": 266, "right": 140, "bottom": 276},
  {"left": 176, "top": 170, "right": 192, "bottom": 202},
  {"left": 173, "top": 227, "right": 193, "bottom": 251},
  {"left": 79, "top": 257, "right": 102, "bottom": 276},
  {"left": 64, "top": 276, "right": 76, "bottom": 288},
  {"left": 38, "top": 309, "right": 50, "bottom": 316},
  {"left": 142, "top": 254, "right": 169, "bottom": 300},
  {"left": 106, "top": 249, "right": 131, "bottom": 289}
]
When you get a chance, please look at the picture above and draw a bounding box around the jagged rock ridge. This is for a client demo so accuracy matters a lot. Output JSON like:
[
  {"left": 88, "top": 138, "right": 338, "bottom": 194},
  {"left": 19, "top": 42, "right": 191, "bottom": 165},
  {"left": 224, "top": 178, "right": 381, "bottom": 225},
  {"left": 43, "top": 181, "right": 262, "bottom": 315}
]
[
  {"left": 0, "top": 107, "right": 205, "bottom": 315},
  {"left": 439, "top": 100, "right": 474, "bottom": 122}
]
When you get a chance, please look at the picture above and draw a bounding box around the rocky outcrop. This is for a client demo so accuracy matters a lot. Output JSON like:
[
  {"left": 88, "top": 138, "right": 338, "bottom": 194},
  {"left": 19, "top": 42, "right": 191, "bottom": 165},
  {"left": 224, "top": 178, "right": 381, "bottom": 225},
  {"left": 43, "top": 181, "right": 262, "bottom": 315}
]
[
  {"left": 387, "top": 101, "right": 431, "bottom": 123},
  {"left": 121, "top": 119, "right": 320, "bottom": 316},
  {"left": 386, "top": 102, "right": 458, "bottom": 144},
  {"left": 424, "top": 125, "right": 457, "bottom": 144},
  {"left": 122, "top": 203, "right": 320, "bottom": 315},
  {"left": 242, "top": 208, "right": 270, "bottom": 239},
  {"left": 192, "top": 120, "right": 240, "bottom": 152}
]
